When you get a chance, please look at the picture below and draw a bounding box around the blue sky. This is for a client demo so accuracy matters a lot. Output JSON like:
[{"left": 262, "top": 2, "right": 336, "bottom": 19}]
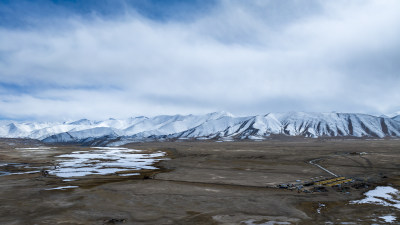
[
  {"left": 0, "top": 0, "right": 215, "bottom": 27},
  {"left": 0, "top": 0, "right": 400, "bottom": 121}
]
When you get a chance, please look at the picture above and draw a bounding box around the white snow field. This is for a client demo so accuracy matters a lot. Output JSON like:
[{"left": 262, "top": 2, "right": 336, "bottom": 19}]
[{"left": 48, "top": 147, "right": 166, "bottom": 178}]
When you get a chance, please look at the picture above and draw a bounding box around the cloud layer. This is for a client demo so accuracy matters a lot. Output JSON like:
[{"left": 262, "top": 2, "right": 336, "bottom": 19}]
[{"left": 1, "top": 0, "right": 400, "bottom": 121}]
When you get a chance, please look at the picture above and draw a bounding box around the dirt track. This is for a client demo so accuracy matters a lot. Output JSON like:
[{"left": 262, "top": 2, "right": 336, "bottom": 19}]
[{"left": 0, "top": 138, "right": 399, "bottom": 224}]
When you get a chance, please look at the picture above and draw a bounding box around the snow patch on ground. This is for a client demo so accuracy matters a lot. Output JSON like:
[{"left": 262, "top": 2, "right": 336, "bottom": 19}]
[
  {"left": 15, "top": 147, "right": 55, "bottom": 150},
  {"left": 49, "top": 147, "right": 166, "bottom": 178},
  {"left": 10, "top": 170, "right": 40, "bottom": 175},
  {"left": 45, "top": 186, "right": 78, "bottom": 190},
  {"left": 243, "top": 220, "right": 290, "bottom": 225},
  {"left": 351, "top": 186, "right": 400, "bottom": 209},
  {"left": 317, "top": 203, "right": 326, "bottom": 214},
  {"left": 379, "top": 215, "right": 397, "bottom": 223},
  {"left": 118, "top": 173, "right": 140, "bottom": 176},
  {"left": 62, "top": 179, "right": 77, "bottom": 181}
]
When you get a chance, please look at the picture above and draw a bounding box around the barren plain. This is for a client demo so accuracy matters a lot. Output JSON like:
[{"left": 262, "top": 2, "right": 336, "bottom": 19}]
[{"left": 0, "top": 138, "right": 399, "bottom": 224}]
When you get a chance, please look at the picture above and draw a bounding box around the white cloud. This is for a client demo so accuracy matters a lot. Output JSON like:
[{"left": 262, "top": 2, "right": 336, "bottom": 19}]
[{"left": 0, "top": 0, "right": 399, "bottom": 120}]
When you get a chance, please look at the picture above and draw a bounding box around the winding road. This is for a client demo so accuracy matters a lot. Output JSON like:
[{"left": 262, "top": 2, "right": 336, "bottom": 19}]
[{"left": 309, "top": 158, "right": 338, "bottom": 177}]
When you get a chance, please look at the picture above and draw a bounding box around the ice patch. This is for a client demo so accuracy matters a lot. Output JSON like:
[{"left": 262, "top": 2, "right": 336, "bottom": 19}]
[
  {"left": 118, "top": 173, "right": 140, "bottom": 176},
  {"left": 380, "top": 215, "right": 396, "bottom": 223},
  {"left": 16, "top": 147, "right": 55, "bottom": 150},
  {"left": 0, "top": 162, "right": 42, "bottom": 176},
  {"left": 0, "top": 171, "right": 10, "bottom": 176},
  {"left": 351, "top": 186, "right": 400, "bottom": 209},
  {"left": 247, "top": 135, "right": 265, "bottom": 140},
  {"left": 48, "top": 147, "right": 166, "bottom": 178},
  {"left": 204, "top": 188, "right": 220, "bottom": 192},
  {"left": 243, "top": 220, "right": 290, "bottom": 225},
  {"left": 196, "top": 137, "right": 210, "bottom": 140},
  {"left": 62, "top": 179, "right": 77, "bottom": 181},
  {"left": 10, "top": 170, "right": 40, "bottom": 175},
  {"left": 46, "top": 186, "right": 78, "bottom": 190},
  {"left": 317, "top": 203, "right": 326, "bottom": 214}
]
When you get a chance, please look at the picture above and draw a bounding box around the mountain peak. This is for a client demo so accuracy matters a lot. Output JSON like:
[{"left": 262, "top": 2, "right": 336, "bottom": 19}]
[
  {"left": 207, "top": 111, "right": 234, "bottom": 118},
  {"left": 68, "top": 119, "right": 92, "bottom": 125}
]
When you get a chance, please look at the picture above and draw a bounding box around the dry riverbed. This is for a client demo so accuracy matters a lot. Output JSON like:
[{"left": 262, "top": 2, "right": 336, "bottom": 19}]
[{"left": 0, "top": 138, "right": 399, "bottom": 224}]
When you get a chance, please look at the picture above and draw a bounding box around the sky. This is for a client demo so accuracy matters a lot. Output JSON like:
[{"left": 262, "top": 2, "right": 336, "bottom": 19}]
[{"left": 0, "top": 0, "right": 400, "bottom": 121}]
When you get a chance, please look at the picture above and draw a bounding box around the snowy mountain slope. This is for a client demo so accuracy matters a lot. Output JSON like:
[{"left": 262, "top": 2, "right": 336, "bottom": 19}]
[
  {"left": 172, "top": 114, "right": 252, "bottom": 138},
  {"left": 68, "top": 119, "right": 93, "bottom": 126},
  {"left": 1, "top": 112, "right": 400, "bottom": 145},
  {"left": 42, "top": 113, "right": 237, "bottom": 143},
  {"left": 169, "top": 112, "right": 400, "bottom": 140},
  {"left": 123, "top": 112, "right": 232, "bottom": 136},
  {"left": 0, "top": 122, "right": 53, "bottom": 138},
  {"left": 271, "top": 112, "right": 400, "bottom": 138},
  {"left": 43, "top": 127, "right": 119, "bottom": 143}
]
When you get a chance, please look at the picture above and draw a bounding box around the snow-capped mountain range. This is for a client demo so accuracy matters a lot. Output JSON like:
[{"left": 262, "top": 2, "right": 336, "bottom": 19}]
[{"left": 1, "top": 112, "right": 400, "bottom": 146}]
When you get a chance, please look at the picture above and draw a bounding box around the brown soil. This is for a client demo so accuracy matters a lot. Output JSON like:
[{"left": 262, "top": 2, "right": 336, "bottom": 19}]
[{"left": 0, "top": 138, "right": 399, "bottom": 224}]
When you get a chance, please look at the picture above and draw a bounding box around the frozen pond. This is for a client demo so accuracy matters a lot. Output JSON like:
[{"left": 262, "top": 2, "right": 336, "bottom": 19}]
[{"left": 49, "top": 147, "right": 166, "bottom": 178}]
